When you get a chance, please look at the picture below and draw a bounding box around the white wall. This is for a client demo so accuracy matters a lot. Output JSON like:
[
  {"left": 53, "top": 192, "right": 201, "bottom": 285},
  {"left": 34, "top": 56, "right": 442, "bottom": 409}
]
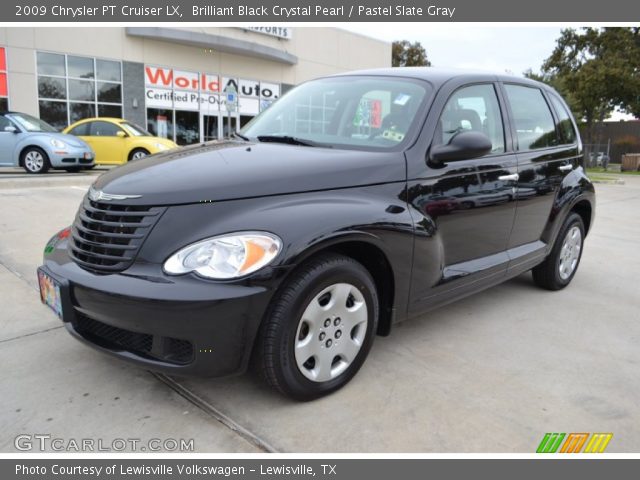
[{"left": 1, "top": 26, "right": 391, "bottom": 115}]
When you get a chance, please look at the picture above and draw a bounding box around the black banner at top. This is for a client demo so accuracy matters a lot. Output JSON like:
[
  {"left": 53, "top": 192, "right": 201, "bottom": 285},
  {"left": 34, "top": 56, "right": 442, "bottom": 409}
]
[{"left": 5, "top": 0, "right": 640, "bottom": 22}]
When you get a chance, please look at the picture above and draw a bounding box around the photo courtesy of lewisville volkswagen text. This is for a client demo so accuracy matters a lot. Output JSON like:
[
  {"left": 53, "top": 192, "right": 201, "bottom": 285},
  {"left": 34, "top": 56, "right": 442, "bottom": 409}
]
[{"left": 0, "top": 0, "right": 639, "bottom": 476}]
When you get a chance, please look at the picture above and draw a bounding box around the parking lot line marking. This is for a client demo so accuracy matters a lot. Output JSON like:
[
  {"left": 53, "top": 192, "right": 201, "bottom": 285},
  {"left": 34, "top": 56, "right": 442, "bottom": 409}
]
[{"left": 69, "top": 186, "right": 88, "bottom": 191}]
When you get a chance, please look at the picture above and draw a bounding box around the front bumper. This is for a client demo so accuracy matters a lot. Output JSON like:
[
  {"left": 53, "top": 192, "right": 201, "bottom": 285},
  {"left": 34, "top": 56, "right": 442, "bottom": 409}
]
[
  {"left": 39, "top": 234, "right": 285, "bottom": 377},
  {"left": 48, "top": 147, "right": 95, "bottom": 168}
]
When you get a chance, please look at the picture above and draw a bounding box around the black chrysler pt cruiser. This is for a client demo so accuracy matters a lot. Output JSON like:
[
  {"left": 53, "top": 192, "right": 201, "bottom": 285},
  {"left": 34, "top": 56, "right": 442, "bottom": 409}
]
[{"left": 38, "top": 68, "right": 595, "bottom": 400}]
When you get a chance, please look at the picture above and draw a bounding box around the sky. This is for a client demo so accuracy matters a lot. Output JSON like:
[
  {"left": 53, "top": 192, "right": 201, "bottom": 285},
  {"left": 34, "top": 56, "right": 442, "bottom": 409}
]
[
  {"left": 341, "top": 25, "right": 562, "bottom": 75},
  {"left": 341, "top": 24, "right": 633, "bottom": 120}
]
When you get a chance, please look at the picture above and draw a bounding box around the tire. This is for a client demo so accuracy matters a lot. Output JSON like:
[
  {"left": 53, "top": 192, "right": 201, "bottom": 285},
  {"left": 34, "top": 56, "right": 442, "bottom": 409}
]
[
  {"left": 532, "top": 212, "right": 585, "bottom": 290},
  {"left": 255, "top": 253, "right": 379, "bottom": 401},
  {"left": 21, "top": 147, "right": 50, "bottom": 174},
  {"left": 128, "top": 148, "right": 150, "bottom": 161}
]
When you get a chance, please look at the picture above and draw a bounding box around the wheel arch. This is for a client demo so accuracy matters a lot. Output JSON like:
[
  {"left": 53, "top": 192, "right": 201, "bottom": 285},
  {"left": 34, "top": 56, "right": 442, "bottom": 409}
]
[
  {"left": 571, "top": 199, "right": 593, "bottom": 236},
  {"left": 18, "top": 144, "right": 48, "bottom": 167},
  {"left": 128, "top": 146, "right": 150, "bottom": 161},
  {"left": 284, "top": 235, "right": 396, "bottom": 337}
]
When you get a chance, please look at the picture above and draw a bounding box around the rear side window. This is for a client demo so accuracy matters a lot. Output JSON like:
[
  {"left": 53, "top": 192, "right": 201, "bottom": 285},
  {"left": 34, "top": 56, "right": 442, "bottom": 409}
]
[
  {"left": 504, "top": 84, "right": 558, "bottom": 150},
  {"left": 89, "top": 121, "right": 120, "bottom": 137},
  {"left": 435, "top": 84, "right": 505, "bottom": 154},
  {"left": 548, "top": 94, "right": 577, "bottom": 144},
  {"left": 68, "top": 123, "right": 89, "bottom": 136}
]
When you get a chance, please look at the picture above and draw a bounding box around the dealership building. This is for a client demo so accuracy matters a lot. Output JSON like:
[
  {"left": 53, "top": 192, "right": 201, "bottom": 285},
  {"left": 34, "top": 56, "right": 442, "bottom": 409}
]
[{"left": 0, "top": 27, "right": 390, "bottom": 144}]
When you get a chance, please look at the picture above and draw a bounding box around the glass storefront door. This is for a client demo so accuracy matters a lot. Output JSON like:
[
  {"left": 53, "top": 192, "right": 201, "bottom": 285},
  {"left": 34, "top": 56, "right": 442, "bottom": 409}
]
[
  {"left": 202, "top": 114, "right": 220, "bottom": 142},
  {"left": 175, "top": 110, "right": 200, "bottom": 146},
  {"left": 147, "top": 108, "right": 174, "bottom": 142},
  {"left": 239, "top": 115, "right": 254, "bottom": 129},
  {"left": 201, "top": 112, "right": 242, "bottom": 141},
  {"left": 147, "top": 110, "right": 254, "bottom": 144},
  {"left": 222, "top": 113, "right": 240, "bottom": 138}
]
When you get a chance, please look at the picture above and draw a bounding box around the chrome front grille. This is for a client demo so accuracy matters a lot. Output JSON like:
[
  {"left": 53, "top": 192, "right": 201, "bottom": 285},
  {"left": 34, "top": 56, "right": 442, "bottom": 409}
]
[{"left": 69, "top": 197, "right": 165, "bottom": 273}]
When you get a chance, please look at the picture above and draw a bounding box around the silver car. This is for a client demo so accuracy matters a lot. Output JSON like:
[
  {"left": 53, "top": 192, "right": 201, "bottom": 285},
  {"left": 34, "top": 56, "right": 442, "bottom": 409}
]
[{"left": 0, "top": 112, "right": 95, "bottom": 174}]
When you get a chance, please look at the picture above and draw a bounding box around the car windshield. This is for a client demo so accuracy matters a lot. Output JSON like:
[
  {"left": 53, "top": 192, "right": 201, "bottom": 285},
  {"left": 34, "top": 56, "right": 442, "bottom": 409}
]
[
  {"left": 241, "top": 76, "right": 430, "bottom": 150},
  {"left": 9, "top": 113, "right": 58, "bottom": 133},
  {"left": 120, "top": 121, "right": 151, "bottom": 137}
]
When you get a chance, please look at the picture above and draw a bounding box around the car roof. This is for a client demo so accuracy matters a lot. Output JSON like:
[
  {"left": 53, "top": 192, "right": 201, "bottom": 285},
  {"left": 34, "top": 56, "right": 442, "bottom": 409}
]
[
  {"left": 330, "top": 67, "right": 552, "bottom": 91},
  {"left": 72, "top": 117, "right": 124, "bottom": 123}
]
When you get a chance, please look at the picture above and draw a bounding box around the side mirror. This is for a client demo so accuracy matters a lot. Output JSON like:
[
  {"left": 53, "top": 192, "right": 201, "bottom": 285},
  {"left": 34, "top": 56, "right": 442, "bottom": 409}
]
[
  {"left": 429, "top": 130, "right": 492, "bottom": 165},
  {"left": 4, "top": 125, "right": 18, "bottom": 134},
  {"left": 116, "top": 130, "right": 127, "bottom": 138}
]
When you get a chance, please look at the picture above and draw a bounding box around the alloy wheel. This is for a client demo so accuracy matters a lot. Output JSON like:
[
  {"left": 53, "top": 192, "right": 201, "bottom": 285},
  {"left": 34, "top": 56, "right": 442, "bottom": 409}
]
[
  {"left": 25, "top": 151, "right": 44, "bottom": 173},
  {"left": 558, "top": 225, "right": 582, "bottom": 280}
]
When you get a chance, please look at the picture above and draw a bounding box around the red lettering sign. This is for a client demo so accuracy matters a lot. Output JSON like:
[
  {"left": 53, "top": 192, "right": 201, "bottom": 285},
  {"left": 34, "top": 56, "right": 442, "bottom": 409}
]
[
  {"left": 145, "top": 66, "right": 173, "bottom": 86},
  {"left": 146, "top": 66, "right": 220, "bottom": 93}
]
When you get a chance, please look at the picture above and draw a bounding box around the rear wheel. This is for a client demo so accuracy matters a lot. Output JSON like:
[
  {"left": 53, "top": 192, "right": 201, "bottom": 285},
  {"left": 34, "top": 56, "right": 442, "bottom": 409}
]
[
  {"left": 21, "top": 147, "right": 50, "bottom": 174},
  {"left": 255, "top": 254, "right": 378, "bottom": 400},
  {"left": 128, "top": 148, "right": 149, "bottom": 161},
  {"left": 532, "top": 212, "right": 585, "bottom": 290}
]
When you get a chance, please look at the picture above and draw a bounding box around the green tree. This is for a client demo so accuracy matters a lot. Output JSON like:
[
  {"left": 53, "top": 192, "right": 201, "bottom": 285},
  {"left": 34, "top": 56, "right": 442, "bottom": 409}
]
[
  {"left": 392, "top": 40, "right": 431, "bottom": 67},
  {"left": 528, "top": 28, "right": 640, "bottom": 143}
]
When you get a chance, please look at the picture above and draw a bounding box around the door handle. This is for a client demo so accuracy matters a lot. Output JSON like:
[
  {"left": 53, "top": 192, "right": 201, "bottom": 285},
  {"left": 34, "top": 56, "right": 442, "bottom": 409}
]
[
  {"left": 558, "top": 164, "right": 573, "bottom": 172},
  {"left": 498, "top": 173, "right": 519, "bottom": 182}
]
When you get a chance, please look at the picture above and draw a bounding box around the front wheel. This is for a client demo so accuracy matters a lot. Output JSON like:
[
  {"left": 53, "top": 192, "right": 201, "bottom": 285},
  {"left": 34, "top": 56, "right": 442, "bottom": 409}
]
[
  {"left": 128, "top": 148, "right": 149, "bottom": 161},
  {"left": 21, "top": 147, "right": 50, "bottom": 174},
  {"left": 255, "top": 254, "right": 378, "bottom": 401},
  {"left": 532, "top": 212, "right": 585, "bottom": 290}
]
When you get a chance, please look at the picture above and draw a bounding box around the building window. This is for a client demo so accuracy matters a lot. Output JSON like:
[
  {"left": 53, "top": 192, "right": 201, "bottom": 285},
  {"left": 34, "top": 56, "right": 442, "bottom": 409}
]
[
  {"left": 0, "top": 47, "right": 8, "bottom": 110},
  {"left": 36, "top": 52, "right": 122, "bottom": 130},
  {"left": 147, "top": 109, "right": 174, "bottom": 141},
  {"left": 175, "top": 110, "right": 200, "bottom": 145}
]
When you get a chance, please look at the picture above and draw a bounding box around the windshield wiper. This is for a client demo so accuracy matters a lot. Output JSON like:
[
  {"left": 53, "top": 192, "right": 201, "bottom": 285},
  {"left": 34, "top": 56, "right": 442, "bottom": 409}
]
[
  {"left": 231, "top": 132, "right": 250, "bottom": 141},
  {"left": 256, "top": 135, "right": 329, "bottom": 148}
]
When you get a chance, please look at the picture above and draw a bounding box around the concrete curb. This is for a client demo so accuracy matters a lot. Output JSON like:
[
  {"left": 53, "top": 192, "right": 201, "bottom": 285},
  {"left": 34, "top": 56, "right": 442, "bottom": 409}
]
[
  {"left": 590, "top": 178, "right": 626, "bottom": 185},
  {"left": 0, "top": 176, "right": 97, "bottom": 190}
]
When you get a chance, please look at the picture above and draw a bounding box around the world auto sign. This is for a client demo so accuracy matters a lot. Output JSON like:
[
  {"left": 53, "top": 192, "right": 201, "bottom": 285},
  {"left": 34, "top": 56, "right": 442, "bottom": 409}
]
[{"left": 144, "top": 66, "right": 280, "bottom": 115}]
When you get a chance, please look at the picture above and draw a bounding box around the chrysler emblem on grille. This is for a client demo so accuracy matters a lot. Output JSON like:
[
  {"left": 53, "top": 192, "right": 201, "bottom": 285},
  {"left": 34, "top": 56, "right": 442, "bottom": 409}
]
[{"left": 88, "top": 187, "right": 142, "bottom": 202}]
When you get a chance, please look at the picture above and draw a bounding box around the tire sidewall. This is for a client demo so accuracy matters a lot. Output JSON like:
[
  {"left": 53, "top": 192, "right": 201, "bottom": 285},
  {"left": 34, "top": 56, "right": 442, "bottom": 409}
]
[
  {"left": 276, "top": 261, "right": 378, "bottom": 399},
  {"left": 552, "top": 213, "right": 585, "bottom": 287}
]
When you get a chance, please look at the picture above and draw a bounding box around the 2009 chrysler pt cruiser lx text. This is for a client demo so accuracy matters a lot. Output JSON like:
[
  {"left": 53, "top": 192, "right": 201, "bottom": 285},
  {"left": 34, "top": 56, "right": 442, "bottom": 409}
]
[{"left": 38, "top": 68, "right": 595, "bottom": 400}]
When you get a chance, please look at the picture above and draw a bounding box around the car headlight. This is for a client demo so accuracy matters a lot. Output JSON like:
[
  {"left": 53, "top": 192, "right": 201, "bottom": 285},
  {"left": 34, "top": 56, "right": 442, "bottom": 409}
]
[
  {"left": 50, "top": 138, "right": 66, "bottom": 149},
  {"left": 154, "top": 142, "right": 169, "bottom": 150},
  {"left": 163, "top": 232, "right": 282, "bottom": 279}
]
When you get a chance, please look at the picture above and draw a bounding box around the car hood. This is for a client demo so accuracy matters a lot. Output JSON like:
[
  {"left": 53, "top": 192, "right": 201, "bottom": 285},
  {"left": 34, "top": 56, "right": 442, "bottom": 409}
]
[
  {"left": 49, "top": 132, "right": 90, "bottom": 149},
  {"left": 147, "top": 136, "right": 178, "bottom": 148},
  {"left": 91, "top": 141, "right": 405, "bottom": 206}
]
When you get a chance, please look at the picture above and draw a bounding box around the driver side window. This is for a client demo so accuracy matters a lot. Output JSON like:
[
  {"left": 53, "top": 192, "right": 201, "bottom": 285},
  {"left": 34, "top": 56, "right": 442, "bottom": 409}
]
[
  {"left": 436, "top": 84, "right": 505, "bottom": 155},
  {"left": 0, "top": 116, "right": 12, "bottom": 130},
  {"left": 89, "top": 121, "right": 121, "bottom": 137}
]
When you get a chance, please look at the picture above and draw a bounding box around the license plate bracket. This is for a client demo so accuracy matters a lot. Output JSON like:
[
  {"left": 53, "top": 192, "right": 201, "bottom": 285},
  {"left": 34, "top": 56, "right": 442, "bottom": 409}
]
[{"left": 38, "top": 269, "right": 63, "bottom": 318}]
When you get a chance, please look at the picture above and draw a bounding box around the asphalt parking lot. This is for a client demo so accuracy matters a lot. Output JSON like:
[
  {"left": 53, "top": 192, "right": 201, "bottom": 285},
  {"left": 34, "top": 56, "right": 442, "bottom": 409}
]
[{"left": 1, "top": 170, "right": 638, "bottom": 453}]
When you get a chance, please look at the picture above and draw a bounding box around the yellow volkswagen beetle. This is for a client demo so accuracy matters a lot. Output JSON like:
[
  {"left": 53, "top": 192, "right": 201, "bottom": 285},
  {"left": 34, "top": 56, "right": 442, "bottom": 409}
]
[{"left": 63, "top": 118, "right": 178, "bottom": 165}]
